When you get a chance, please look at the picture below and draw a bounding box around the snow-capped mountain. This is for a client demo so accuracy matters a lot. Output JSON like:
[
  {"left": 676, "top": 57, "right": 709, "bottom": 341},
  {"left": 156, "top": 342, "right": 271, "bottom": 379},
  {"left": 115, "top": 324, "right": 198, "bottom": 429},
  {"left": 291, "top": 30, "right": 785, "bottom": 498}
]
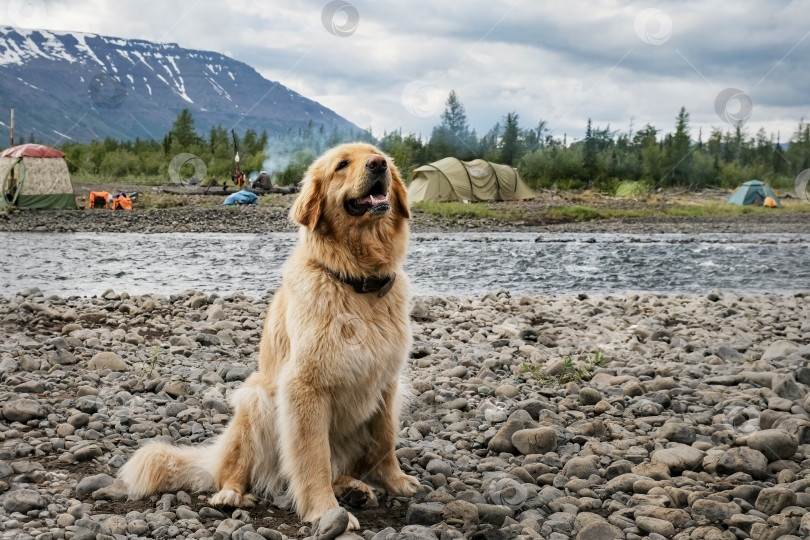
[{"left": 0, "top": 26, "right": 359, "bottom": 143}]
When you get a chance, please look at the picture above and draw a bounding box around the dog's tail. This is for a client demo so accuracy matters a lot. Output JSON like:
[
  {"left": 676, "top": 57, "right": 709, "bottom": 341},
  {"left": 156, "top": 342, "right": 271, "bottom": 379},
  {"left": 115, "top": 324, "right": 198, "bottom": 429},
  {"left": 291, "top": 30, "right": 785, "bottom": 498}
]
[{"left": 118, "top": 439, "right": 222, "bottom": 499}]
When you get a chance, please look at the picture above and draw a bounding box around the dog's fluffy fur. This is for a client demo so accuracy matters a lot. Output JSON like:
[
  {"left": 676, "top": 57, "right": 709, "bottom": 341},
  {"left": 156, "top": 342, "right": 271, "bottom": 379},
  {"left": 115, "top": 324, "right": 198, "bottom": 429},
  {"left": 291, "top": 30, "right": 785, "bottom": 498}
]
[{"left": 119, "top": 143, "right": 418, "bottom": 528}]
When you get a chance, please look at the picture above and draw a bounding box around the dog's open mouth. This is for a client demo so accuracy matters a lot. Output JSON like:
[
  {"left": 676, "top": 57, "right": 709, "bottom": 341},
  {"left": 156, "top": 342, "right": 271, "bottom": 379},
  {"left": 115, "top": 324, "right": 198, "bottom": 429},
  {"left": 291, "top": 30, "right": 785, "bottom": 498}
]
[{"left": 345, "top": 180, "right": 391, "bottom": 217}]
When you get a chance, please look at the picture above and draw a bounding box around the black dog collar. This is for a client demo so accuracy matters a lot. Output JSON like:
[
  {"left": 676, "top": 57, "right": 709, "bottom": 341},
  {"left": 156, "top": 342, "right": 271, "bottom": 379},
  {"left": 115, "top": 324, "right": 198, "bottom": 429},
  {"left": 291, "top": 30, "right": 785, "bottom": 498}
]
[{"left": 326, "top": 268, "right": 396, "bottom": 298}]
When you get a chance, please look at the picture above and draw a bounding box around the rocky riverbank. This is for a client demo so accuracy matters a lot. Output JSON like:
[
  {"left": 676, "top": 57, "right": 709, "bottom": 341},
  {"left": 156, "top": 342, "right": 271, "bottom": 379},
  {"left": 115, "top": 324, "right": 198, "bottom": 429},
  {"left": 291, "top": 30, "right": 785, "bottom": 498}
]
[
  {"left": 1, "top": 199, "right": 810, "bottom": 234},
  {"left": 1, "top": 288, "right": 810, "bottom": 539}
]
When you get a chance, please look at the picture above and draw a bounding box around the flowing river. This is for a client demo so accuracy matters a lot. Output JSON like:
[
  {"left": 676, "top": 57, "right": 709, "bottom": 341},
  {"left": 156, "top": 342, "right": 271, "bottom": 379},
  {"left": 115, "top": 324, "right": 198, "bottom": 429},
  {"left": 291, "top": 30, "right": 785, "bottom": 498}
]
[{"left": 1, "top": 232, "right": 808, "bottom": 297}]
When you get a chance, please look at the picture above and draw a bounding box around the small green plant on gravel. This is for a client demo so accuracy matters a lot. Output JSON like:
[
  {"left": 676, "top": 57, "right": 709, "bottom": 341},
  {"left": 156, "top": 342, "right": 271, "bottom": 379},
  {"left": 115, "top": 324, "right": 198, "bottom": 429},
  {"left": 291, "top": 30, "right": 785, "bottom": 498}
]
[
  {"left": 522, "top": 352, "right": 606, "bottom": 386},
  {"left": 144, "top": 345, "right": 164, "bottom": 374}
]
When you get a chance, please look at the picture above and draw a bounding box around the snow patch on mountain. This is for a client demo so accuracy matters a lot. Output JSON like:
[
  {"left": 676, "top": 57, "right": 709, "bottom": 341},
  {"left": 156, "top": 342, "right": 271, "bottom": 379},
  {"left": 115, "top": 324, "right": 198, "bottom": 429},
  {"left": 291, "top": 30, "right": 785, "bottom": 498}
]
[{"left": 0, "top": 25, "right": 359, "bottom": 142}]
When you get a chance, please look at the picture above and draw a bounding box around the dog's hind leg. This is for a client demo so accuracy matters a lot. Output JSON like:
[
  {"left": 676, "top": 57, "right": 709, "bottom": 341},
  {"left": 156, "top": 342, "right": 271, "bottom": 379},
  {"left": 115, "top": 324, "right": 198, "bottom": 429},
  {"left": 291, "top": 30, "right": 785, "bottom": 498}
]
[{"left": 333, "top": 475, "right": 377, "bottom": 508}]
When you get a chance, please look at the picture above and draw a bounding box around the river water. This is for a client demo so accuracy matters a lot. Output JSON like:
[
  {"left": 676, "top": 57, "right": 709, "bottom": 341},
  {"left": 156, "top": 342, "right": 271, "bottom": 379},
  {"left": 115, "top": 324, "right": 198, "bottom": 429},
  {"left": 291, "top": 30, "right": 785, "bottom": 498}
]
[{"left": 1, "top": 232, "right": 808, "bottom": 298}]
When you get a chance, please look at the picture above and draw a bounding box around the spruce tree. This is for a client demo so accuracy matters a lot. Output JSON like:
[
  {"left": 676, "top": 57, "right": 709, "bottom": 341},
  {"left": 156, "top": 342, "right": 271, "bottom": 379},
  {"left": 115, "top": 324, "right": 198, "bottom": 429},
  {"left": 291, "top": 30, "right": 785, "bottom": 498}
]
[{"left": 499, "top": 112, "right": 521, "bottom": 166}]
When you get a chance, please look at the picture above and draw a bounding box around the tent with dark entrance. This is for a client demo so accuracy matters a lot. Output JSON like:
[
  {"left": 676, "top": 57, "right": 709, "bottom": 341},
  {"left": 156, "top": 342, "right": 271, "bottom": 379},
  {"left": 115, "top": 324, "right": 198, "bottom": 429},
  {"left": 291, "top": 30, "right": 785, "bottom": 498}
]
[
  {"left": 727, "top": 179, "right": 781, "bottom": 208},
  {"left": 0, "top": 144, "right": 77, "bottom": 209},
  {"left": 408, "top": 157, "right": 536, "bottom": 202}
]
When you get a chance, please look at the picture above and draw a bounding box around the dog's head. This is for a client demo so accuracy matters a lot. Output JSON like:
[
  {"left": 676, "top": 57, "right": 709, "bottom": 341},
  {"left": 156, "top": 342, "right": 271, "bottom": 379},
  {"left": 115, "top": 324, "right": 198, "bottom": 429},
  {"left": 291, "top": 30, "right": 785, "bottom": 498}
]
[{"left": 290, "top": 143, "right": 410, "bottom": 232}]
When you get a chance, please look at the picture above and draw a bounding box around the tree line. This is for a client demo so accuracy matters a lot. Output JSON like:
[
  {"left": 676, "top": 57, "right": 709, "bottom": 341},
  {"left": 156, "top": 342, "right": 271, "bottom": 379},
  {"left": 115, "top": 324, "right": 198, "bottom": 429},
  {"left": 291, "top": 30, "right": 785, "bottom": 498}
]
[
  {"left": 59, "top": 109, "right": 370, "bottom": 186},
  {"left": 60, "top": 109, "right": 269, "bottom": 185},
  {"left": 54, "top": 95, "right": 810, "bottom": 192},
  {"left": 380, "top": 91, "right": 810, "bottom": 193}
]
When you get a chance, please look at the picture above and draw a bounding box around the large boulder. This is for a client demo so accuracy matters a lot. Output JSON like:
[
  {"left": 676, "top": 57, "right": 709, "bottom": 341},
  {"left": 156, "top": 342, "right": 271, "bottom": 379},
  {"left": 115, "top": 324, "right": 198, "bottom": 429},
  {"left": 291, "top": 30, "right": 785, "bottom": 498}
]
[
  {"left": 2, "top": 398, "right": 46, "bottom": 422},
  {"left": 746, "top": 429, "right": 799, "bottom": 461}
]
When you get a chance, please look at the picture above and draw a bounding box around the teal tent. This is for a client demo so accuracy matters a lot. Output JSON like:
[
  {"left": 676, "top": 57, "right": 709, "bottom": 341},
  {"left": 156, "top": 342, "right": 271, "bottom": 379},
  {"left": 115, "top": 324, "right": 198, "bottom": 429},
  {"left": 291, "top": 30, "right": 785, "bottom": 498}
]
[{"left": 727, "top": 180, "right": 781, "bottom": 207}]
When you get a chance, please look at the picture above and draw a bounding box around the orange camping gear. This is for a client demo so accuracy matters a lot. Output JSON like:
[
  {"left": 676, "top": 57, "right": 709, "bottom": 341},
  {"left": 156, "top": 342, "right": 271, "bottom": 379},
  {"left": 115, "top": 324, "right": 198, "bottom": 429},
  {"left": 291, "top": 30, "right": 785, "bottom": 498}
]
[
  {"left": 88, "top": 191, "right": 110, "bottom": 209},
  {"left": 763, "top": 196, "right": 778, "bottom": 208},
  {"left": 112, "top": 194, "right": 132, "bottom": 210},
  {"left": 233, "top": 171, "right": 245, "bottom": 187}
]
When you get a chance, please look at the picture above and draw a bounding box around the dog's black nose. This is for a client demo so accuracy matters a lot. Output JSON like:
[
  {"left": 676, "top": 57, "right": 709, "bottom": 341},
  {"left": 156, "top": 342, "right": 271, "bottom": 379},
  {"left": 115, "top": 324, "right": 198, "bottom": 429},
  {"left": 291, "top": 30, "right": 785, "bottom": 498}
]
[{"left": 366, "top": 155, "right": 387, "bottom": 172}]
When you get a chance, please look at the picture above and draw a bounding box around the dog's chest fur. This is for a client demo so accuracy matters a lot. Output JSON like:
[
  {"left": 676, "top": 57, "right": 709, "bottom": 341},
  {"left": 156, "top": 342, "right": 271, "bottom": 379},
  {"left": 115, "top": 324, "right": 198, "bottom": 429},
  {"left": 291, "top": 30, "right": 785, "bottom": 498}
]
[{"left": 324, "top": 294, "right": 410, "bottom": 428}]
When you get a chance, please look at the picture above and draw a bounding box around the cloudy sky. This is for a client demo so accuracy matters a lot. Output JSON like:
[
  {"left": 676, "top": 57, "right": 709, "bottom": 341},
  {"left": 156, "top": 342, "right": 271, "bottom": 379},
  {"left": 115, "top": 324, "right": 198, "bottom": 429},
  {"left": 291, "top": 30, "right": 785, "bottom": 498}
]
[{"left": 4, "top": 0, "right": 810, "bottom": 142}]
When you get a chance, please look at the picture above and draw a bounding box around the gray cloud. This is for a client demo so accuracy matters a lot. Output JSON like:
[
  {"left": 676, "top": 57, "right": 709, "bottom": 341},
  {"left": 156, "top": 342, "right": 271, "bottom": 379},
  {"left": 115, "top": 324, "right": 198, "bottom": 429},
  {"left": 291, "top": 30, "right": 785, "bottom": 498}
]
[{"left": 5, "top": 0, "right": 808, "bottom": 141}]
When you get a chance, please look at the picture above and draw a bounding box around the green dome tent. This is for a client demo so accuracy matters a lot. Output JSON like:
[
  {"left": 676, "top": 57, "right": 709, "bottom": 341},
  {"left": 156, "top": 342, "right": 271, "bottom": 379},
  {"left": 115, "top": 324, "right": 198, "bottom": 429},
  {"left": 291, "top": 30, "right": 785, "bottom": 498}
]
[
  {"left": 727, "top": 180, "right": 781, "bottom": 207},
  {"left": 0, "top": 144, "right": 77, "bottom": 209},
  {"left": 408, "top": 157, "right": 535, "bottom": 202}
]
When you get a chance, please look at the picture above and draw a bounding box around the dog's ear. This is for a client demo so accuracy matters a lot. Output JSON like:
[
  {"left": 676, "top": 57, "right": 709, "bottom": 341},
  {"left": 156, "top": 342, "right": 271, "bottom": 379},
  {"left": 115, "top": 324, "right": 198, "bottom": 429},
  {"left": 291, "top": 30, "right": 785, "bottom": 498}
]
[
  {"left": 290, "top": 171, "right": 323, "bottom": 230},
  {"left": 389, "top": 164, "right": 411, "bottom": 219}
]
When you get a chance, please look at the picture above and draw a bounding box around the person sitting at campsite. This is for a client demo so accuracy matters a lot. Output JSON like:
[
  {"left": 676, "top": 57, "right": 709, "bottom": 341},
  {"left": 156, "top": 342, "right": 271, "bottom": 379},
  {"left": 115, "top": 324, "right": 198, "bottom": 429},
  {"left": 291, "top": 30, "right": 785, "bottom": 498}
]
[
  {"left": 232, "top": 168, "right": 245, "bottom": 188},
  {"left": 254, "top": 170, "right": 272, "bottom": 190}
]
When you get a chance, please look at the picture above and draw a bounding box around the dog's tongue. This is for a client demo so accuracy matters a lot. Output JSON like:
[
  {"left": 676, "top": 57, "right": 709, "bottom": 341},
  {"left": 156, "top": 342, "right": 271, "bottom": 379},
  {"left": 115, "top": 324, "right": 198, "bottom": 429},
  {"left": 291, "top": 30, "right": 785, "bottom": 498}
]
[{"left": 356, "top": 194, "right": 388, "bottom": 205}]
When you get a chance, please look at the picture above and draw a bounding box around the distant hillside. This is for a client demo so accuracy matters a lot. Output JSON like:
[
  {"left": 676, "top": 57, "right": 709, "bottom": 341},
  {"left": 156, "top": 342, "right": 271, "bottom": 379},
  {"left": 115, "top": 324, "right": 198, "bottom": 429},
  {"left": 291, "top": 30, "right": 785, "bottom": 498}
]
[{"left": 0, "top": 26, "right": 360, "bottom": 144}]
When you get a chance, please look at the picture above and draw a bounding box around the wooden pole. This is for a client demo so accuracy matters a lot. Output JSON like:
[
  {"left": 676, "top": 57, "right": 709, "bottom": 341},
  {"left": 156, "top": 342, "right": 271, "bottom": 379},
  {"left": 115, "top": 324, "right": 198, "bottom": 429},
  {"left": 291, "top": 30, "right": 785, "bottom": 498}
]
[{"left": 8, "top": 107, "right": 15, "bottom": 188}]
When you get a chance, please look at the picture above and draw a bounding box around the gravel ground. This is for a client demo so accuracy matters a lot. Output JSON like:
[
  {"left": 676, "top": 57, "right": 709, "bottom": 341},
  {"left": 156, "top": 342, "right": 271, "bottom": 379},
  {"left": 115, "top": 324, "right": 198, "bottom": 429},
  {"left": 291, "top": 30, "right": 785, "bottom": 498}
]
[
  {"left": 2, "top": 203, "right": 810, "bottom": 234},
  {"left": 2, "top": 287, "right": 810, "bottom": 539}
]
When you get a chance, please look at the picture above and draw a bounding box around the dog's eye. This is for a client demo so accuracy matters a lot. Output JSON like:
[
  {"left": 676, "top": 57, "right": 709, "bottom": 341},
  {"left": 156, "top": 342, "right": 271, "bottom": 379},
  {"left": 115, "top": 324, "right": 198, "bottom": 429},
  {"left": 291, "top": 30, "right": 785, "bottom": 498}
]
[{"left": 335, "top": 160, "right": 349, "bottom": 171}]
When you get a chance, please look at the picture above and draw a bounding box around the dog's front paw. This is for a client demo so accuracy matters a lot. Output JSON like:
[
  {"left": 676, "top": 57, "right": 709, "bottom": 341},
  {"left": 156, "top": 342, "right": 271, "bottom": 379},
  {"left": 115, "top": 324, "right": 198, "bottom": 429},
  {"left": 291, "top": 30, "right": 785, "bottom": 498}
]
[
  {"left": 209, "top": 489, "right": 255, "bottom": 507},
  {"left": 384, "top": 473, "right": 420, "bottom": 497}
]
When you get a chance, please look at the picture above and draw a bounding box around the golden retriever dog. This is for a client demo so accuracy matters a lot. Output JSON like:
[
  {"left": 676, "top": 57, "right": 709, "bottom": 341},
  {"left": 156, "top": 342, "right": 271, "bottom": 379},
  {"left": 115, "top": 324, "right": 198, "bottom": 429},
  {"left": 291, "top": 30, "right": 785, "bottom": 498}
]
[{"left": 119, "top": 143, "right": 419, "bottom": 528}]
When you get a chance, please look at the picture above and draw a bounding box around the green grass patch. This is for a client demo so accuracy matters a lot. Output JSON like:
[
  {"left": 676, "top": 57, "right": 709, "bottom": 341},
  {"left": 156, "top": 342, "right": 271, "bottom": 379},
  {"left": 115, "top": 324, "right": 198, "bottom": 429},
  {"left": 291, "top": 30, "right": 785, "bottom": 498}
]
[
  {"left": 136, "top": 192, "right": 188, "bottom": 210},
  {"left": 413, "top": 201, "right": 514, "bottom": 220},
  {"left": 545, "top": 201, "right": 810, "bottom": 222},
  {"left": 544, "top": 205, "right": 651, "bottom": 221},
  {"left": 615, "top": 181, "right": 651, "bottom": 198},
  {"left": 664, "top": 204, "right": 754, "bottom": 218},
  {"left": 664, "top": 202, "right": 810, "bottom": 218},
  {"left": 546, "top": 205, "right": 607, "bottom": 221}
]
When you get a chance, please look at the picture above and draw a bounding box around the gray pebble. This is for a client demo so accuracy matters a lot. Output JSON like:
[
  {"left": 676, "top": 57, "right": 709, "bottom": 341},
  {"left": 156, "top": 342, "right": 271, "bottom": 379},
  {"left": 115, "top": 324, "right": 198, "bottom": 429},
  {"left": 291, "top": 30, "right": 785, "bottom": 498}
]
[
  {"left": 312, "top": 507, "right": 350, "bottom": 540},
  {"left": 406, "top": 502, "right": 445, "bottom": 526},
  {"left": 75, "top": 473, "right": 113, "bottom": 495},
  {"left": 578, "top": 387, "right": 602, "bottom": 406}
]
